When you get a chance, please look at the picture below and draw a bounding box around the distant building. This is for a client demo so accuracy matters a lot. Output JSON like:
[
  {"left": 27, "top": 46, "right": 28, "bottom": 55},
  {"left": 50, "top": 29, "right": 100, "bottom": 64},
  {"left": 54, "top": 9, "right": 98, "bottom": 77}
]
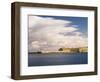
[
  {"left": 79, "top": 47, "right": 88, "bottom": 52},
  {"left": 59, "top": 48, "right": 71, "bottom": 52},
  {"left": 58, "top": 47, "right": 87, "bottom": 53},
  {"left": 59, "top": 48, "right": 79, "bottom": 53}
]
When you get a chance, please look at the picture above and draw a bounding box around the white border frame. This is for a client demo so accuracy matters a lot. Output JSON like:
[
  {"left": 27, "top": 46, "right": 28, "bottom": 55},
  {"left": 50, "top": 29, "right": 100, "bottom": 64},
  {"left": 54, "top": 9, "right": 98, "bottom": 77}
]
[{"left": 20, "top": 7, "right": 95, "bottom": 75}]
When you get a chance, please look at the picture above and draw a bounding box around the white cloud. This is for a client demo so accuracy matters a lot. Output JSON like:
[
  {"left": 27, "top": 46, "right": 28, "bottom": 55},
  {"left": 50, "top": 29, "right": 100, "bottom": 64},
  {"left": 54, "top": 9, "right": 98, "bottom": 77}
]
[{"left": 28, "top": 16, "right": 88, "bottom": 52}]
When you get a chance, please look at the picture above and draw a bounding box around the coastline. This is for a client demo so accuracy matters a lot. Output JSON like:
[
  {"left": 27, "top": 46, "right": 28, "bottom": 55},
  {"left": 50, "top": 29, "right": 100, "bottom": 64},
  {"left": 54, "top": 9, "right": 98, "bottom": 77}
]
[
  {"left": 29, "top": 47, "right": 88, "bottom": 54},
  {"left": 28, "top": 52, "right": 87, "bottom": 55}
]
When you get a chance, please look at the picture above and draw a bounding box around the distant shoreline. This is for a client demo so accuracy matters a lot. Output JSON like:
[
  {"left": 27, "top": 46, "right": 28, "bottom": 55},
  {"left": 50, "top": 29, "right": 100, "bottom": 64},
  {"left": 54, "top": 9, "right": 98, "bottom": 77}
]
[
  {"left": 28, "top": 52, "right": 87, "bottom": 55},
  {"left": 29, "top": 47, "right": 88, "bottom": 54}
]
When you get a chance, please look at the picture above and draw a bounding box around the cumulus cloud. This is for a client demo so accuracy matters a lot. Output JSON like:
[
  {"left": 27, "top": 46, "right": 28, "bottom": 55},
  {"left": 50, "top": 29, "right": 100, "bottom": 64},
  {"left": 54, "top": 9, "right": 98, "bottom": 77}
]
[{"left": 28, "top": 16, "right": 88, "bottom": 52}]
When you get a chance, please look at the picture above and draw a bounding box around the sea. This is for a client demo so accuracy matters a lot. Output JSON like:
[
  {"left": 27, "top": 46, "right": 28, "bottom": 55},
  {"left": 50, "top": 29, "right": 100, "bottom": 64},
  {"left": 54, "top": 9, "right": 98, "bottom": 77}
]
[{"left": 28, "top": 52, "right": 88, "bottom": 66}]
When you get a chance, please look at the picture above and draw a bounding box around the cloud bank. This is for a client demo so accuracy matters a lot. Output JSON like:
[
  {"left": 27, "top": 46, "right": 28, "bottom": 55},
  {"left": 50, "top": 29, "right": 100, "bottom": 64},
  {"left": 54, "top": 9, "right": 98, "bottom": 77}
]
[{"left": 28, "top": 16, "right": 88, "bottom": 52}]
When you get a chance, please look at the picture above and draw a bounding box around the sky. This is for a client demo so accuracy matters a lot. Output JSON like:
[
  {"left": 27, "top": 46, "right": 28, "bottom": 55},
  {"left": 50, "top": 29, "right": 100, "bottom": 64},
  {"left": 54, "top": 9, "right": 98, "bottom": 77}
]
[{"left": 28, "top": 15, "right": 88, "bottom": 52}]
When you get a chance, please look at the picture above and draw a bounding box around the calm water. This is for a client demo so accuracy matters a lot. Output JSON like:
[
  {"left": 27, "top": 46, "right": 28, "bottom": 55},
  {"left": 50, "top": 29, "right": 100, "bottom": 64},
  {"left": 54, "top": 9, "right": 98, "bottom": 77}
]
[{"left": 28, "top": 53, "right": 88, "bottom": 66}]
